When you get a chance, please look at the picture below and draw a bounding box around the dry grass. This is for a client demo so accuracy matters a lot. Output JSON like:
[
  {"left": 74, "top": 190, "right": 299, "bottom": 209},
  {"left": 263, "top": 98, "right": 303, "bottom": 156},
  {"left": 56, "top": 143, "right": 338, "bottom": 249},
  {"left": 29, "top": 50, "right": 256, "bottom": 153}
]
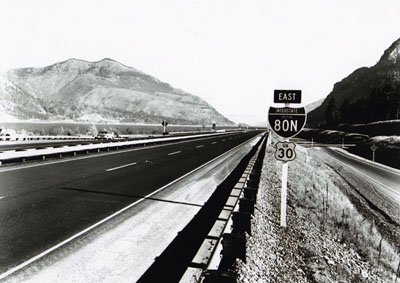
[{"left": 288, "top": 145, "right": 399, "bottom": 281}]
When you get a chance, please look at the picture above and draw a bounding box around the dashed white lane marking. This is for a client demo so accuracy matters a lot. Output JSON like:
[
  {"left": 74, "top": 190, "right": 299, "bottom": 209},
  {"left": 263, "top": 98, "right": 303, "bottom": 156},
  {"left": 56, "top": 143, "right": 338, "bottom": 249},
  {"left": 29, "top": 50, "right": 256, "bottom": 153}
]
[
  {"left": 196, "top": 145, "right": 204, "bottom": 148},
  {"left": 0, "top": 196, "right": 4, "bottom": 200},
  {"left": 106, "top": 162, "right": 137, "bottom": 172},
  {"left": 222, "top": 139, "right": 226, "bottom": 142},
  {"left": 0, "top": 134, "right": 259, "bottom": 281},
  {"left": 212, "top": 142, "right": 217, "bottom": 144},
  {"left": 168, "top": 151, "right": 182, "bottom": 156}
]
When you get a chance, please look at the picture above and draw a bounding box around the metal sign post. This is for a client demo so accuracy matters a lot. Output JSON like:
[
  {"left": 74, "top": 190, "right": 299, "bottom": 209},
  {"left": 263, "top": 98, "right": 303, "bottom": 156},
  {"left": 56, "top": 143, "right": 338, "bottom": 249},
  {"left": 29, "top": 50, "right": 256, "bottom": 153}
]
[
  {"left": 161, "top": 120, "right": 168, "bottom": 135},
  {"left": 371, "top": 144, "right": 378, "bottom": 162},
  {"left": 268, "top": 89, "right": 306, "bottom": 228}
]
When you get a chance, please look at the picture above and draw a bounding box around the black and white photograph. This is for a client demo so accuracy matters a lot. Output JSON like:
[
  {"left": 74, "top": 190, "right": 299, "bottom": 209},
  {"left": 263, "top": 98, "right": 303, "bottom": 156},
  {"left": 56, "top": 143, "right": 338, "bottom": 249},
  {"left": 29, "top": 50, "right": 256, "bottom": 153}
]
[{"left": 0, "top": 0, "right": 400, "bottom": 282}]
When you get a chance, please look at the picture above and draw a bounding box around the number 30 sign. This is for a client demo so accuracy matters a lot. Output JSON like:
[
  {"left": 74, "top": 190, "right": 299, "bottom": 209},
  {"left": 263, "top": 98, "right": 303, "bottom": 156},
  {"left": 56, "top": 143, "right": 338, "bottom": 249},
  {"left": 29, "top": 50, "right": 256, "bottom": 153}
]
[{"left": 274, "top": 141, "right": 296, "bottom": 162}]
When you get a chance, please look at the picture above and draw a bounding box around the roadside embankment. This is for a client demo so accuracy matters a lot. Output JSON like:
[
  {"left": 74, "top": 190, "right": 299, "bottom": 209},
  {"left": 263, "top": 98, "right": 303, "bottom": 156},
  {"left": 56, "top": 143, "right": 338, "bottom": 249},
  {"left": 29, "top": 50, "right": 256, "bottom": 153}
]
[{"left": 237, "top": 144, "right": 400, "bottom": 282}]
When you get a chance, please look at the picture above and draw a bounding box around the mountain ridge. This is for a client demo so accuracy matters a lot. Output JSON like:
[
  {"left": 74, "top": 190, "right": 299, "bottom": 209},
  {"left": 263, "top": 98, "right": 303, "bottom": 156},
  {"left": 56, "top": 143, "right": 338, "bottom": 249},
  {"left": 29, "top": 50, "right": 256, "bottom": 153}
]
[
  {"left": 307, "top": 37, "right": 400, "bottom": 127},
  {"left": 0, "top": 58, "right": 234, "bottom": 125}
]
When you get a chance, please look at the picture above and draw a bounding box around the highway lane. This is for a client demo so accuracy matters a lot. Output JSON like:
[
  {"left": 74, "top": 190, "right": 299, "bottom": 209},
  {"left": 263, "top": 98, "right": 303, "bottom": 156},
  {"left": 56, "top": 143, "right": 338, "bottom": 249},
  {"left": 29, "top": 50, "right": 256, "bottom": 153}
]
[
  {"left": 324, "top": 148, "right": 400, "bottom": 203},
  {"left": 0, "top": 130, "right": 261, "bottom": 275}
]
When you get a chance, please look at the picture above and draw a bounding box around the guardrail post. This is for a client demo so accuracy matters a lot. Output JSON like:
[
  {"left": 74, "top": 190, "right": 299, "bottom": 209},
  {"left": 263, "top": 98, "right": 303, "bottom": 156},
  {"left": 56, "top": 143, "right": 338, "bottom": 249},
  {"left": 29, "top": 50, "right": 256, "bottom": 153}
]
[
  {"left": 0, "top": 161, "right": 2, "bottom": 166},
  {"left": 249, "top": 172, "right": 261, "bottom": 180},
  {"left": 232, "top": 211, "right": 251, "bottom": 235},
  {"left": 220, "top": 233, "right": 246, "bottom": 269},
  {"left": 243, "top": 187, "right": 257, "bottom": 202},
  {"left": 246, "top": 179, "right": 259, "bottom": 188},
  {"left": 203, "top": 270, "right": 236, "bottom": 283},
  {"left": 42, "top": 156, "right": 46, "bottom": 161},
  {"left": 239, "top": 197, "right": 254, "bottom": 214}
]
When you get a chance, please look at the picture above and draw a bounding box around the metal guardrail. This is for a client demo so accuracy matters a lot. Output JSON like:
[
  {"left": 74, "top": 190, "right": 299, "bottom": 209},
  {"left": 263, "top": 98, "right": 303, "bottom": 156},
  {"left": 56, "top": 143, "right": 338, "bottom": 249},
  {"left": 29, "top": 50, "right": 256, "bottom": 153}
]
[
  {"left": 198, "top": 135, "right": 266, "bottom": 282},
  {"left": 0, "top": 135, "right": 94, "bottom": 141},
  {"left": 136, "top": 133, "right": 267, "bottom": 283}
]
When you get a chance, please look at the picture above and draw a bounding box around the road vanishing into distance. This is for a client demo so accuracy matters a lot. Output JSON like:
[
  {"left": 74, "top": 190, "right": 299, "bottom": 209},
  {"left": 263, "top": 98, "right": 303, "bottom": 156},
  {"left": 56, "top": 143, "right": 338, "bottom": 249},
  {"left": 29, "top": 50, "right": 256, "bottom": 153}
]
[
  {"left": 0, "top": 130, "right": 261, "bottom": 277},
  {"left": 324, "top": 147, "right": 400, "bottom": 204},
  {"left": 293, "top": 138, "right": 400, "bottom": 205}
]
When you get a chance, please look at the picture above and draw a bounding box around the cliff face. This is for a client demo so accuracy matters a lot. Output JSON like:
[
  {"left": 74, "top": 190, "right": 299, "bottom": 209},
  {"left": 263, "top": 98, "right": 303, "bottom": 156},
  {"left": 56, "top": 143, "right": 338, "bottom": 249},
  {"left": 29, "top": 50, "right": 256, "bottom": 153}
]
[
  {"left": 308, "top": 38, "right": 400, "bottom": 127},
  {"left": 1, "top": 58, "right": 234, "bottom": 125}
]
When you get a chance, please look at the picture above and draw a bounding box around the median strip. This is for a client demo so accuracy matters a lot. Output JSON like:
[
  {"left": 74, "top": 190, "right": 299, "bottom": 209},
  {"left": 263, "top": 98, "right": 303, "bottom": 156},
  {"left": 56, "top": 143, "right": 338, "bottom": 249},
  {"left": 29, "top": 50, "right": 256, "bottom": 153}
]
[
  {"left": 168, "top": 151, "right": 182, "bottom": 156},
  {"left": 106, "top": 162, "right": 137, "bottom": 172}
]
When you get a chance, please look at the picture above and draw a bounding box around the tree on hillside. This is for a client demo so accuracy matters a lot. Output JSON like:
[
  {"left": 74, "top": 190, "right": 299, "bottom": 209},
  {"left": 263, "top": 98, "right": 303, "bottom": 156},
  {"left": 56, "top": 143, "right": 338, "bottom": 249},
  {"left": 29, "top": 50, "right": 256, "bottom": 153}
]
[
  {"left": 339, "top": 98, "right": 351, "bottom": 124},
  {"left": 324, "top": 97, "right": 340, "bottom": 127}
]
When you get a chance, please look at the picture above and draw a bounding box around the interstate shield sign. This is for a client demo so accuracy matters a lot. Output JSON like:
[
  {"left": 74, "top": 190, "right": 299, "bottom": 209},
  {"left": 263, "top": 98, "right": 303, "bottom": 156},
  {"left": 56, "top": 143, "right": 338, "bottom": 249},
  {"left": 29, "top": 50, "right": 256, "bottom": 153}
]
[{"left": 268, "top": 107, "right": 306, "bottom": 138}]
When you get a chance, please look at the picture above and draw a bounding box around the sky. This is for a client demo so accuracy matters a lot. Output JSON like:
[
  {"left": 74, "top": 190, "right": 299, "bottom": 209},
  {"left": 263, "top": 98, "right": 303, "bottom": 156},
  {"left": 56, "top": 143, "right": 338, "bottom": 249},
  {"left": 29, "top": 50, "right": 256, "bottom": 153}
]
[{"left": 0, "top": 0, "right": 400, "bottom": 126}]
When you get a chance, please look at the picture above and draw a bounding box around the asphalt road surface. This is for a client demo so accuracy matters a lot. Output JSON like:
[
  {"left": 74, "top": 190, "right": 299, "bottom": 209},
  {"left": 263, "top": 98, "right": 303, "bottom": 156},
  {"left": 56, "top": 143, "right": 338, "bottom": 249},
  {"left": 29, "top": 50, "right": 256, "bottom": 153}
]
[
  {"left": 0, "top": 130, "right": 261, "bottom": 275},
  {"left": 324, "top": 148, "right": 400, "bottom": 204}
]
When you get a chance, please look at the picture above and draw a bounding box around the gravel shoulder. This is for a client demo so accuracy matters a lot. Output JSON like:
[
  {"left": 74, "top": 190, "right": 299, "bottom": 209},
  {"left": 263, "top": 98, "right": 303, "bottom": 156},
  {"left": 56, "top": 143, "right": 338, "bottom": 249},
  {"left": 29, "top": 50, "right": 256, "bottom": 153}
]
[{"left": 237, "top": 144, "right": 400, "bottom": 282}]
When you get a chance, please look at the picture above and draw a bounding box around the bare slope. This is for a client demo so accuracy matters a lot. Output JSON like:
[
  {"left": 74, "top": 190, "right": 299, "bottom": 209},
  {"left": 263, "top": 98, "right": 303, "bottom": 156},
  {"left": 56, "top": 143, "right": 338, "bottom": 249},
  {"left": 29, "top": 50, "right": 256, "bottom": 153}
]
[{"left": 2, "top": 58, "right": 234, "bottom": 125}]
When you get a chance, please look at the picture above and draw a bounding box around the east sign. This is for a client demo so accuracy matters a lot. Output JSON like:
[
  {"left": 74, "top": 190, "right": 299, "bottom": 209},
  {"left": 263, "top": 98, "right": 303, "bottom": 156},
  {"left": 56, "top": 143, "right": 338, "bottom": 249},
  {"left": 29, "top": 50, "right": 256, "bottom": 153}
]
[
  {"left": 268, "top": 107, "right": 306, "bottom": 138},
  {"left": 274, "top": 90, "right": 301, "bottom": 104}
]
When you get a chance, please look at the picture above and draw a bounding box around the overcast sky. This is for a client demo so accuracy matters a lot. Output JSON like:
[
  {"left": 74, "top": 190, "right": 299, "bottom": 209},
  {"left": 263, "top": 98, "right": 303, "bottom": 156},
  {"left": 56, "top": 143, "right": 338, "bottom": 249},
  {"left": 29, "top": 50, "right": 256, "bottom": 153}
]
[{"left": 1, "top": 0, "right": 400, "bottom": 125}]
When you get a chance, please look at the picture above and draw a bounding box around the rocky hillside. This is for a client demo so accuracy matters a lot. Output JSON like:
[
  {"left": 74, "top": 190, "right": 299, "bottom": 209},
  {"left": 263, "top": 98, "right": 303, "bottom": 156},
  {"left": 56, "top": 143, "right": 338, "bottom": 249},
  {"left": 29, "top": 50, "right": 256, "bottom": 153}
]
[
  {"left": 308, "top": 37, "right": 400, "bottom": 127},
  {"left": 0, "top": 58, "right": 234, "bottom": 125}
]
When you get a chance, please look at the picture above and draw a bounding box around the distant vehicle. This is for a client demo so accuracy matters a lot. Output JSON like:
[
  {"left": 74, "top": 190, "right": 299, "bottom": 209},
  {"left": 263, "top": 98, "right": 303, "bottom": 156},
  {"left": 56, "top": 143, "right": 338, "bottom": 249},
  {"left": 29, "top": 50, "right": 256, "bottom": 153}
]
[
  {"left": 0, "top": 133, "right": 12, "bottom": 141},
  {"left": 95, "top": 131, "right": 115, "bottom": 140}
]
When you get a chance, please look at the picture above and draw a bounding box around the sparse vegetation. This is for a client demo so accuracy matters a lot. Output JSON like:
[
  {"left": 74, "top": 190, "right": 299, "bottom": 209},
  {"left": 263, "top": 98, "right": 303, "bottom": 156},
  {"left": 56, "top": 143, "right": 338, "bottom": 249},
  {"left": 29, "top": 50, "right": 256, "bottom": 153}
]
[
  {"left": 237, "top": 142, "right": 399, "bottom": 282},
  {"left": 290, "top": 146, "right": 399, "bottom": 281}
]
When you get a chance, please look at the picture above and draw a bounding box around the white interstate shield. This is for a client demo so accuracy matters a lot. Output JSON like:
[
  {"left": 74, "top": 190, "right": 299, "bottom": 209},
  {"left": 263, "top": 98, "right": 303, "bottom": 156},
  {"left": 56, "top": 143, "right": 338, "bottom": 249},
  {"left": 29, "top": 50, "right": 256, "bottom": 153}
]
[{"left": 274, "top": 141, "right": 297, "bottom": 162}]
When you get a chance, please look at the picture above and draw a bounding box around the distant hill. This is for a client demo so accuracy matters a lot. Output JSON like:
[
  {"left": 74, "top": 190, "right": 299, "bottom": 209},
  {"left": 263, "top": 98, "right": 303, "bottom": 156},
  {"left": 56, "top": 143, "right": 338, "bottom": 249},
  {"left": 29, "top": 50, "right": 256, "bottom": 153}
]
[
  {"left": 0, "top": 58, "right": 234, "bottom": 125},
  {"left": 305, "top": 98, "right": 324, "bottom": 113},
  {"left": 308, "top": 38, "right": 400, "bottom": 127}
]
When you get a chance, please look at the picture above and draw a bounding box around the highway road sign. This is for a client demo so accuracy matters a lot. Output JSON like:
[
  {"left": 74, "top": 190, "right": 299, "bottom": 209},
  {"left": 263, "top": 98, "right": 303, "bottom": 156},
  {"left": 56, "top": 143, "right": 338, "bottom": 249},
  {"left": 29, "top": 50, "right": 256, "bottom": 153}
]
[
  {"left": 268, "top": 107, "right": 307, "bottom": 138},
  {"left": 274, "top": 141, "right": 296, "bottom": 162},
  {"left": 274, "top": 90, "right": 301, "bottom": 104}
]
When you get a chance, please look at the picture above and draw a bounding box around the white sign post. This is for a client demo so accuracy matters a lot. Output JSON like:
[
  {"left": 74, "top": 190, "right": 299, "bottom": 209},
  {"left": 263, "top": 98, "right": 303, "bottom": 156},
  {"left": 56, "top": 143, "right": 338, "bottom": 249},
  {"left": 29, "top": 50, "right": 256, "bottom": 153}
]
[
  {"left": 268, "top": 90, "right": 306, "bottom": 228},
  {"left": 280, "top": 160, "right": 288, "bottom": 227},
  {"left": 371, "top": 144, "right": 378, "bottom": 162}
]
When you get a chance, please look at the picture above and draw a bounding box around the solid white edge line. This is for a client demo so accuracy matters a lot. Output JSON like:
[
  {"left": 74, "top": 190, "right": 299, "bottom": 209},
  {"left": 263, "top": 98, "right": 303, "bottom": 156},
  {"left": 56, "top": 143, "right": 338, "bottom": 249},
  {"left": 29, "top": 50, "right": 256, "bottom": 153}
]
[
  {"left": 326, "top": 149, "right": 397, "bottom": 194},
  {"left": 0, "top": 133, "right": 262, "bottom": 281},
  {"left": 331, "top": 147, "right": 400, "bottom": 175},
  {"left": 168, "top": 151, "right": 181, "bottom": 156},
  {"left": 106, "top": 162, "right": 137, "bottom": 172}
]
